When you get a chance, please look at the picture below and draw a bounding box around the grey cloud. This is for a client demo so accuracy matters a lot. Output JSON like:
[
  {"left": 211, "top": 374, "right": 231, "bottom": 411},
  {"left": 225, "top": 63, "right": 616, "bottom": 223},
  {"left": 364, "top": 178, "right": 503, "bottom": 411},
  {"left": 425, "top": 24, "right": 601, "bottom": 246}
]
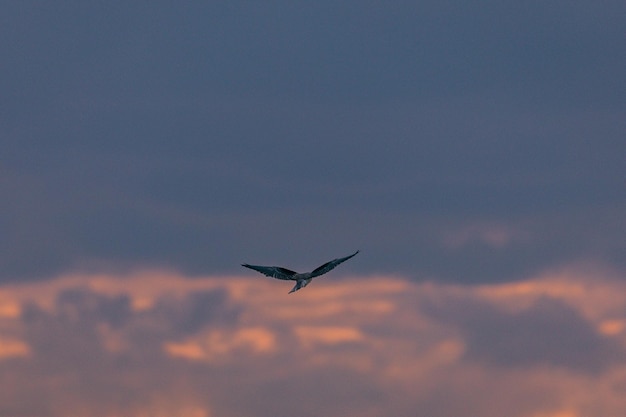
[
  {"left": 1, "top": 1, "right": 624, "bottom": 283},
  {"left": 54, "top": 289, "right": 132, "bottom": 328},
  {"left": 149, "top": 288, "right": 240, "bottom": 336},
  {"left": 423, "top": 295, "right": 625, "bottom": 372},
  {"left": 225, "top": 368, "right": 385, "bottom": 417},
  {"left": 405, "top": 376, "right": 556, "bottom": 417}
]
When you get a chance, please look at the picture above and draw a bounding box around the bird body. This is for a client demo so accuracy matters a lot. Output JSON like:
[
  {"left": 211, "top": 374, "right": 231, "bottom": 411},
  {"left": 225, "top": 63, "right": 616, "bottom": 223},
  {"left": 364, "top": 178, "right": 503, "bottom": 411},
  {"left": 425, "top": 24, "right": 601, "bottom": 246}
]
[{"left": 242, "top": 250, "right": 359, "bottom": 293}]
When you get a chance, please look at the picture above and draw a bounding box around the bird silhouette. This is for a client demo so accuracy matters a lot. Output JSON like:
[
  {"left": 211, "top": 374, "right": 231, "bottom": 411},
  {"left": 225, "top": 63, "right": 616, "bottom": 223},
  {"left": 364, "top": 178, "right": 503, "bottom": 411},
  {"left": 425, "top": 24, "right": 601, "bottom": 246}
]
[{"left": 242, "top": 250, "right": 359, "bottom": 293}]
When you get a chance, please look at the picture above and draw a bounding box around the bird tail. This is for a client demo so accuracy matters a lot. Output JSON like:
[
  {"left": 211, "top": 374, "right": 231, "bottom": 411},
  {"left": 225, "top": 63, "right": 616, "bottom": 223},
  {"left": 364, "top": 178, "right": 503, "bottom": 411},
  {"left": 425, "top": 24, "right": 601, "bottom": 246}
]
[{"left": 288, "top": 278, "right": 312, "bottom": 294}]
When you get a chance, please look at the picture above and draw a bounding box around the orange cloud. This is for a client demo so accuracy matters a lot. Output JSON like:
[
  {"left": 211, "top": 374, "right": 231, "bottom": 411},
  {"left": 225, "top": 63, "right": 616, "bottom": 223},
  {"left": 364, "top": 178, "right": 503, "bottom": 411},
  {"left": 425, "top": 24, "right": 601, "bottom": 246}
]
[
  {"left": 163, "top": 340, "right": 205, "bottom": 361},
  {"left": 0, "top": 337, "right": 31, "bottom": 359},
  {"left": 0, "top": 304, "right": 20, "bottom": 319},
  {"left": 294, "top": 325, "right": 364, "bottom": 347},
  {"left": 164, "top": 326, "right": 277, "bottom": 363}
]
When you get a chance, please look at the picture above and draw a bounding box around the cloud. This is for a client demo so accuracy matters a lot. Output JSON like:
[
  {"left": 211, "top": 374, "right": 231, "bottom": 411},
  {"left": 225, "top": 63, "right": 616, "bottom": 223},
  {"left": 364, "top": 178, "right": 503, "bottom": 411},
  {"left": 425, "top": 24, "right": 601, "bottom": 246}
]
[
  {"left": 0, "top": 337, "right": 31, "bottom": 360},
  {"left": 294, "top": 325, "right": 364, "bottom": 348},
  {"left": 0, "top": 265, "right": 625, "bottom": 416},
  {"left": 164, "top": 326, "right": 276, "bottom": 363},
  {"left": 1, "top": 1, "right": 624, "bottom": 284},
  {"left": 440, "top": 221, "right": 531, "bottom": 249},
  {"left": 432, "top": 296, "right": 623, "bottom": 372}
]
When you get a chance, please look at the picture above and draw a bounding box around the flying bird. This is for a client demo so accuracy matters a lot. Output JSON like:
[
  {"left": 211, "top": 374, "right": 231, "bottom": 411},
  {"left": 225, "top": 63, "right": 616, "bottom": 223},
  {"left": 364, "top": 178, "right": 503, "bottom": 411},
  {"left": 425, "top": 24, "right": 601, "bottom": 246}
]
[{"left": 242, "top": 250, "right": 359, "bottom": 294}]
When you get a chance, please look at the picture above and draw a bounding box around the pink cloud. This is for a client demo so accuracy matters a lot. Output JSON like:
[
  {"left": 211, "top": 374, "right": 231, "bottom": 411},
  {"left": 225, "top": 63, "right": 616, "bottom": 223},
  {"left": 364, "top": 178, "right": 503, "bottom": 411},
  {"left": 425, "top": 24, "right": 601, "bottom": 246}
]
[{"left": 0, "top": 266, "right": 624, "bottom": 416}]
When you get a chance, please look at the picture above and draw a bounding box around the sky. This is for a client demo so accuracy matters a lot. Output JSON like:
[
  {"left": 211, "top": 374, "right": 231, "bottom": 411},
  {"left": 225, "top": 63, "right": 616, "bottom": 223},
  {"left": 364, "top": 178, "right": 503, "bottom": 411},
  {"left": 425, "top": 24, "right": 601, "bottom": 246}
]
[{"left": 1, "top": 1, "right": 625, "bottom": 416}]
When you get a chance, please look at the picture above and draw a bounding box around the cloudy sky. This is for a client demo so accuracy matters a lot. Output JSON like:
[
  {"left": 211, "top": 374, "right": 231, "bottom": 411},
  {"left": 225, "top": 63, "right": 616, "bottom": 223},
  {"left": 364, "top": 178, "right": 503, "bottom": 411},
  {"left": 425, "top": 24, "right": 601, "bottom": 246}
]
[{"left": 1, "top": 2, "right": 625, "bottom": 416}]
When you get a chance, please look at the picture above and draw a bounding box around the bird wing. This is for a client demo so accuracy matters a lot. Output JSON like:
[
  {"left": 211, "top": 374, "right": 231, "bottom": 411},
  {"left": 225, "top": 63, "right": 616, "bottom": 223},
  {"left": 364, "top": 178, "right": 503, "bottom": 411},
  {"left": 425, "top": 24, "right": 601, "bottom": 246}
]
[
  {"left": 310, "top": 250, "right": 359, "bottom": 278},
  {"left": 241, "top": 264, "right": 298, "bottom": 280}
]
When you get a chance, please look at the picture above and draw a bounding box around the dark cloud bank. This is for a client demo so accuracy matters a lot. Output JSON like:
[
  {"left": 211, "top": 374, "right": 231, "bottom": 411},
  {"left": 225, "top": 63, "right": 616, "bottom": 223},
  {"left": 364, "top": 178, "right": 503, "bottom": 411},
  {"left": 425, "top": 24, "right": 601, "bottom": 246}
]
[{"left": 1, "top": 1, "right": 624, "bottom": 283}]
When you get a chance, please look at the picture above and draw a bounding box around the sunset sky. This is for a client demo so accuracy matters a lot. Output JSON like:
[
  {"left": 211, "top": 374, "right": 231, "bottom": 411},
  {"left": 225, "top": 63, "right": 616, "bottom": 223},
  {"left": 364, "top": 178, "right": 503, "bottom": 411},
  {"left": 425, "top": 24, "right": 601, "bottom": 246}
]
[{"left": 1, "top": 2, "right": 625, "bottom": 416}]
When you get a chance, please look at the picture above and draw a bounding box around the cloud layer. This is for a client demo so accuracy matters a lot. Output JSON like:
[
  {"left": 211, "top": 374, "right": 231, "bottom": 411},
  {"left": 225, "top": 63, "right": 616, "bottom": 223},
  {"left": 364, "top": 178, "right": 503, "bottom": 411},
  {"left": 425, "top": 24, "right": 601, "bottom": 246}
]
[
  {"left": 1, "top": 265, "right": 625, "bottom": 416},
  {"left": 2, "top": 1, "right": 624, "bottom": 282}
]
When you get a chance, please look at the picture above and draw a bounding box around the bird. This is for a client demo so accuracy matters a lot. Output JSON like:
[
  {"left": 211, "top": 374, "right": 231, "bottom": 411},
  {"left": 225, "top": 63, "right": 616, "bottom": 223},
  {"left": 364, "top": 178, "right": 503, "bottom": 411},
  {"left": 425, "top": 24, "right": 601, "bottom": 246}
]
[{"left": 242, "top": 250, "right": 359, "bottom": 294}]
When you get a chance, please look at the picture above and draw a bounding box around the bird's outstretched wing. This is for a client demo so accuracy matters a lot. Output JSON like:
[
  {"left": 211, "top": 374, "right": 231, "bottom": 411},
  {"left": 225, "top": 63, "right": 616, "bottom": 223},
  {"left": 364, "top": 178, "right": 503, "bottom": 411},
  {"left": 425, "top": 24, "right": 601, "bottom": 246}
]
[
  {"left": 241, "top": 264, "right": 298, "bottom": 281},
  {"left": 310, "top": 250, "right": 359, "bottom": 278}
]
